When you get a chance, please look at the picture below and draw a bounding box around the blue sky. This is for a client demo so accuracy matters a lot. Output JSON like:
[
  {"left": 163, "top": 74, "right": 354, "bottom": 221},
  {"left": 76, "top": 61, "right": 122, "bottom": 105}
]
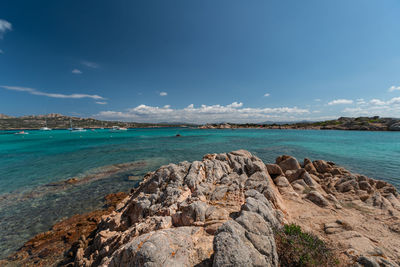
[{"left": 1, "top": 0, "right": 400, "bottom": 123}]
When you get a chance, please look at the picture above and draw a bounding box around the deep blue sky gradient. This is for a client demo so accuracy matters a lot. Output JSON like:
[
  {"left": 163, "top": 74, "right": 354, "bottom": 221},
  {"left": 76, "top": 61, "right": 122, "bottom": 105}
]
[{"left": 1, "top": 0, "right": 400, "bottom": 122}]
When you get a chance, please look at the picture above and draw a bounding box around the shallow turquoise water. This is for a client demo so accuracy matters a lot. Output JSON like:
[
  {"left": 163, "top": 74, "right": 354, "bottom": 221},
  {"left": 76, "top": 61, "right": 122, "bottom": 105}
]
[{"left": 0, "top": 128, "right": 399, "bottom": 258}]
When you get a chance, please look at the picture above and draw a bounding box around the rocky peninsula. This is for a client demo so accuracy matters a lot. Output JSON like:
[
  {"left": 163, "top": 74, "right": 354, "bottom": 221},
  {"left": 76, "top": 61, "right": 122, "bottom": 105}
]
[
  {"left": 199, "top": 116, "right": 400, "bottom": 131},
  {"left": 3, "top": 150, "right": 400, "bottom": 266}
]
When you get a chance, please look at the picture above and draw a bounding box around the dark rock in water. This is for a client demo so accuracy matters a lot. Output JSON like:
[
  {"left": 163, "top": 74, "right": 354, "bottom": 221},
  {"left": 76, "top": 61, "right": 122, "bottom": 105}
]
[{"left": 176, "top": 133, "right": 181, "bottom": 137}]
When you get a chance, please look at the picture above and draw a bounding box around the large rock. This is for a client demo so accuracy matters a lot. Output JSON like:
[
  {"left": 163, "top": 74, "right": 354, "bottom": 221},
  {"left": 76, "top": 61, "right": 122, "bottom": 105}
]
[
  {"left": 276, "top": 155, "right": 301, "bottom": 172},
  {"left": 266, "top": 164, "right": 284, "bottom": 178},
  {"left": 213, "top": 194, "right": 279, "bottom": 267},
  {"left": 305, "top": 191, "right": 329, "bottom": 207},
  {"left": 107, "top": 227, "right": 212, "bottom": 267},
  {"left": 75, "top": 150, "right": 282, "bottom": 266},
  {"left": 389, "top": 122, "right": 400, "bottom": 131}
]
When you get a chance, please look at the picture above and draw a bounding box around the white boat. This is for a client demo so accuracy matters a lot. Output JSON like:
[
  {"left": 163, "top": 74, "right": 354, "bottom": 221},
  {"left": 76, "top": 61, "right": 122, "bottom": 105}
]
[
  {"left": 40, "top": 119, "right": 52, "bottom": 131},
  {"left": 69, "top": 119, "right": 87, "bottom": 132},
  {"left": 70, "top": 127, "right": 87, "bottom": 132},
  {"left": 111, "top": 126, "right": 128, "bottom": 131}
]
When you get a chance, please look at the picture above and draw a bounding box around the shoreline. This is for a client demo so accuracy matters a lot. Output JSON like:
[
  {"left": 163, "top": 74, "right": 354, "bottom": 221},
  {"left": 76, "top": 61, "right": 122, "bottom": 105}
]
[
  {"left": 2, "top": 126, "right": 400, "bottom": 132},
  {"left": 3, "top": 150, "right": 400, "bottom": 266}
]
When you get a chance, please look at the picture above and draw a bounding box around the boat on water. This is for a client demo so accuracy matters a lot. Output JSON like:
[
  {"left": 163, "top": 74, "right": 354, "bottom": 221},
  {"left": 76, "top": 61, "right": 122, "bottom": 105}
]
[
  {"left": 15, "top": 131, "right": 29, "bottom": 135},
  {"left": 69, "top": 127, "right": 87, "bottom": 132},
  {"left": 40, "top": 119, "right": 52, "bottom": 131},
  {"left": 68, "top": 119, "right": 87, "bottom": 132},
  {"left": 110, "top": 126, "right": 128, "bottom": 131}
]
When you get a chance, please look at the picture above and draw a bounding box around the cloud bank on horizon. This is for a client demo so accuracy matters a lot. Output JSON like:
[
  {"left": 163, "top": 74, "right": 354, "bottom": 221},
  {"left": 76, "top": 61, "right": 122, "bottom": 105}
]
[
  {"left": 94, "top": 94, "right": 400, "bottom": 123},
  {"left": 97, "top": 102, "right": 310, "bottom": 123}
]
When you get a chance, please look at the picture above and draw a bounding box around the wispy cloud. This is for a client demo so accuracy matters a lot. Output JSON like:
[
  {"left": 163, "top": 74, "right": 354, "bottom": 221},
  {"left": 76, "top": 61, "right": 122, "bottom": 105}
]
[
  {"left": 0, "top": 49, "right": 3, "bottom": 54},
  {"left": 96, "top": 102, "right": 309, "bottom": 123},
  {"left": 81, "top": 61, "right": 99, "bottom": 69},
  {"left": 0, "top": 19, "right": 12, "bottom": 39},
  {"left": 1, "top": 85, "right": 105, "bottom": 100},
  {"left": 264, "top": 93, "right": 270, "bottom": 97},
  {"left": 72, "top": 69, "right": 82, "bottom": 74},
  {"left": 95, "top": 101, "right": 107, "bottom": 105},
  {"left": 388, "top": 85, "right": 400, "bottom": 92},
  {"left": 314, "top": 99, "right": 321, "bottom": 102},
  {"left": 159, "top": 91, "right": 168, "bottom": 96},
  {"left": 328, "top": 99, "right": 353, "bottom": 105}
]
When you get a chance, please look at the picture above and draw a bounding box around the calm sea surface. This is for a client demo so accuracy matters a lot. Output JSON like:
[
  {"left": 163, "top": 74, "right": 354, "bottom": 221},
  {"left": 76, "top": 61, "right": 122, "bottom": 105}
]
[{"left": 0, "top": 128, "right": 399, "bottom": 258}]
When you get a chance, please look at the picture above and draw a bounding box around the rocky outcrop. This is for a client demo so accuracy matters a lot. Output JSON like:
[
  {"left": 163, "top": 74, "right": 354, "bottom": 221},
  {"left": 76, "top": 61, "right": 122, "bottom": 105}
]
[
  {"left": 69, "top": 150, "right": 400, "bottom": 267},
  {"left": 274, "top": 156, "right": 400, "bottom": 267},
  {"left": 73, "top": 150, "right": 285, "bottom": 266},
  {"left": 5, "top": 150, "right": 400, "bottom": 266}
]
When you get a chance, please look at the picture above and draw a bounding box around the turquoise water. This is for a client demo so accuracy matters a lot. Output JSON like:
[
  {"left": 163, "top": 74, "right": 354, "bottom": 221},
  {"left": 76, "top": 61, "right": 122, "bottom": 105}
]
[{"left": 0, "top": 128, "right": 399, "bottom": 258}]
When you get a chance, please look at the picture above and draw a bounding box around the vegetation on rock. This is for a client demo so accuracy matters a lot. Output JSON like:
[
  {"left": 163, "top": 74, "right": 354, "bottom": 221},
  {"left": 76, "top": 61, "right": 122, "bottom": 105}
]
[{"left": 275, "top": 224, "right": 338, "bottom": 267}]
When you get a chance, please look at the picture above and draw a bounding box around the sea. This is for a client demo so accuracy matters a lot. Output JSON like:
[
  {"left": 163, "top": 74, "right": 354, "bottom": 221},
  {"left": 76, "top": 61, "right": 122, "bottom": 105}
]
[{"left": 0, "top": 128, "right": 399, "bottom": 258}]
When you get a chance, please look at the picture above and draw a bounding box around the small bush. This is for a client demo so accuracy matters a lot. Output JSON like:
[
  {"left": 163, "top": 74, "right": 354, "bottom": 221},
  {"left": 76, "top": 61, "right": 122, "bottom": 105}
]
[{"left": 275, "top": 224, "right": 339, "bottom": 267}]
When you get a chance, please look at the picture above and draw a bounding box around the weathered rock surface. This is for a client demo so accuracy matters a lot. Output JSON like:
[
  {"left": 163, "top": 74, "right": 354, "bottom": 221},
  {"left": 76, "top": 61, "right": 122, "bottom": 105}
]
[
  {"left": 74, "top": 150, "right": 284, "bottom": 267},
  {"left": 4, "top": 150, "right": 400, "bottom": 267}
]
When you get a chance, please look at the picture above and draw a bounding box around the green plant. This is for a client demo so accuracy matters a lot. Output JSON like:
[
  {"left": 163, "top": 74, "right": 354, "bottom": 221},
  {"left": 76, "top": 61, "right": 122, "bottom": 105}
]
[{"left": 275, "top": 224, "right": 339, "bottom": 267}]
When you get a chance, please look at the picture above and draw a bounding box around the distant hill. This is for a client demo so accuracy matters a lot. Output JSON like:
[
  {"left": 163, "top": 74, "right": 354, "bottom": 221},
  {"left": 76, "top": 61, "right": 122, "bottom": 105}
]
[
  {"left": 0, "top": 114, "right": 15, "bottom": 119},
  {"left": 199, "top": 116, "right": 400, "bottom": 131},
  {"left": 0, "top": 114, "right": 191, "bottom": 130}
]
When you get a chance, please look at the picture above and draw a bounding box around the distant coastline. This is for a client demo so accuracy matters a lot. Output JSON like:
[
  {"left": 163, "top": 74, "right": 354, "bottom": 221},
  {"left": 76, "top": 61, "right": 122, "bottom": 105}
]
[
  {"left": 0, "top": 113, "right": 193, "bottom": 130},
  {"left": 199, "top": 116, "right": 400, "bottom": 131},
  {"left": 1, "top": 114, "right": 400, "bottom": 131}
]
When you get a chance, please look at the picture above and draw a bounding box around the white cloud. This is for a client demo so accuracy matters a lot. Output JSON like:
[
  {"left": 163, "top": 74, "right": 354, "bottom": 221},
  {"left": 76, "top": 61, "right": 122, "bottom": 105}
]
[
  {"left": 159, "top": 92, "right": 167, "bottom": 96},
  {"left": 328, "top": 99, "right": 353, "bottom": 105},
  {"left": 72, "top": 69, "right": 82, "bottom": 74},
  {"left": 314, "top": 99, "right": 321, "bottom": 102},
  {"left": 0, "top": 19, "right": 12, "bottom": 39},
  {"left": 388, "top": 86, "right": 400, "bottom": 92},
  {"left": 342, "top": 96, "right": 400, "bottom": 116},
  {"left": 369, "top": 99, "right": 386, "bottom": 106},
  {"left": 1, "top": 85, "right": 105, "bottom": 100},
  {"left": 95, "top": 101, "right": 107, "bottom": 105},
  {"left": 227, "top": 102, "right": 243, "bottom": 108},
  {"left": 81, "top": 61, "right": 99, "bottom": 69},
  {"left": 264, "top": 93, "right": 270, "bottom": 97},
  {"left": 0, "top": 49, "right": 3, "bottom": 54},
  {"left": 96, "top": 102, "right": 309, "bottom": 123},
  {"left": 356, "top": 98, "right": 366, "bottom": 105}
]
